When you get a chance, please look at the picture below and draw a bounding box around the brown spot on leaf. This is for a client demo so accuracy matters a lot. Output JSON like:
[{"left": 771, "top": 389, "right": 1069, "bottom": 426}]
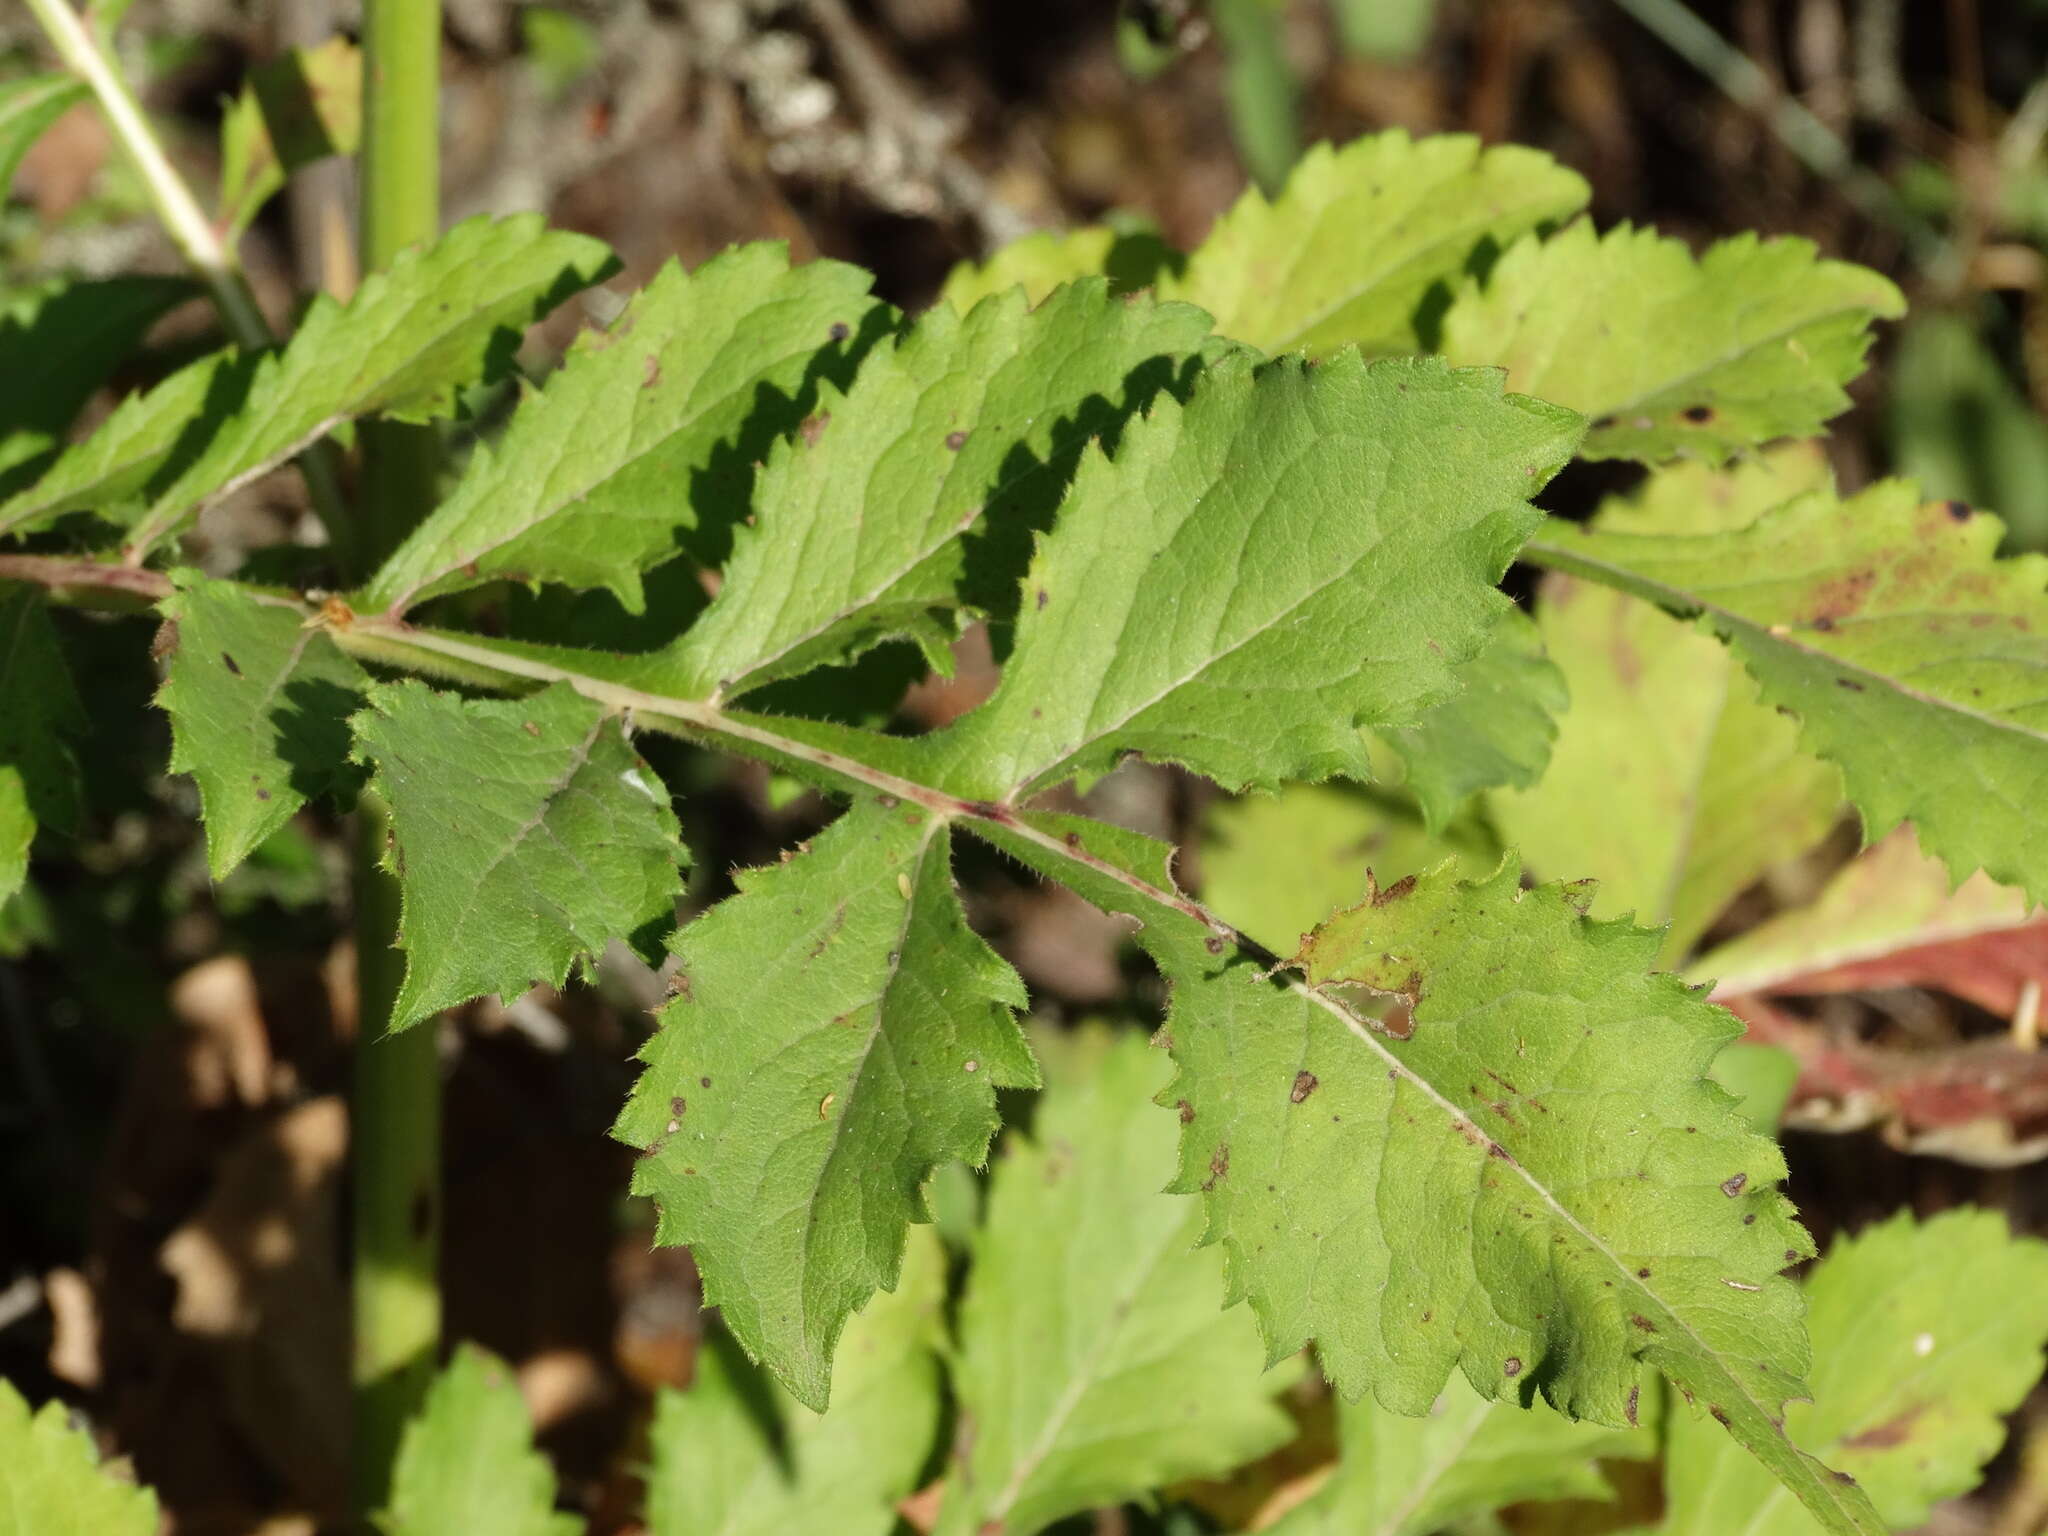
[
  {"left": 700, "top": 1076, "right": 712, "bottom": 1089},
  {"left": 1626, "top": 1385, "right": 1640, "bottom": 1426},
  {"left": 945, "top": 430, "right": 968, "bottom": 450},
  {"left": 1946, "top": 499, "right": 1971, "bottom": 522},
  {"left": 1683, "top": 404, "right": 1714, "bottom": 423},
  {"left": 1371, "top": 873, "right": 1418, "bottom": 906},
  {"left": 1203, "top": 1144, "right": 1230, "bottom": 1191},
  {"left": 1710, "top": 1405, "right": 1731, "bottom": 1428},
  {"left": 642, "top": 354, "right": 660, "bottom": 389},
  {"left": 221, "top": 651, "right": 242, "bottom": 676},
  {"left": 1177, "top": 1099, "right": 1194, "bottom": 1125},
  {"left": 799, "top": 412, "right": 830, "bottom": 446},
  {"left": 670, "top": 1096, "right": 686, "bottom": 1118},
  {"left": 1843, "top": 1408, "right": 1922, "bottom": 1449},
  {"left": 1035, "top": 588, "right": 1049, "bottom": 610},
  {"left": 1835, "top": 676, "right": 1866, "bottom": 691},
  {"left": 1291, "top": 1071, "right": 1319, "bottom": 1104},
  {"left": 829, "top": 321, "right": 850, "bottom": 341},
  {"left": 1630, "top": 1314, "right": 1656, "bottom": 1332},
  {"left": 1503, "top": 1357, "right": 1523, "bottom": 1377},
  {"left": 1721, "top": 1172, "right": 1748, "bottom": 1197},
  {"left": 1205, "top": 936, "right": 1225, "bottom": 954}
]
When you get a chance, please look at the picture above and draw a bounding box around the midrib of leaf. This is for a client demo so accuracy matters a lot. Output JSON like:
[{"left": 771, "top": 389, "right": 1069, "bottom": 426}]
[
  {"left": 971, "top": 1208, "right": 1198, "bottom": 1527},
  {"left": 382, "top": 334, "right": 849, "bottom": 617},
  {"left": 1001, "top": 508, "right": 1402, "bottom": 798},
  {"left": 120, "top": 271, "right": 563, "bottom": 561},
  {"left": 789, "top": 815, "right": 942, "bottom": 1361},
  {"left": 338, "top": 616, "right": 1841, "bottom": 1469},
  {"left": 1368, "top": 1396, "right": 1493, "bottom": 1536},
  {"left": 1522, "top": 531, "right": 2048, "bottom": 750}
]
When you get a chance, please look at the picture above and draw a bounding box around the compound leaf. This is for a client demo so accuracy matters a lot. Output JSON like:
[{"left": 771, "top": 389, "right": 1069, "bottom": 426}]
[
  {"left": 367, "top": 243, "right": 886, "bottom": 615},
  {"left": 617, "top": 797, "right": 1033, "bottom": 1410},
  {"left": 1118, "top": 858, "right": 1884, "bottom": 1536},
  {"left": 1265, "top": 1373, "right": 1654, "bottom": 1536},
  {"left": 0, "top": 585, "right": 85, "bottom": 903},
  {"left": 642, "top": 279, "right": 1213, "bottom": 699},
  {"left": 351, "top": 680, "right": 687, "bottom": 1030},
  {"left": 933, "top": 1025, "right": 1295, "bottom": 1536},
  {"left": 0, "top": 1379, "right": 158, "bottom": 1536},
  {"left": 644, "top": 1227, "right": 944, "bottom": 1536},
  {"left": 927, "top": 350, "right": 1581, "bottom": 799},
  {"left": 1159, "top": 130, "right": 1588, "bottom": 357},
  {"left": 1526, "top": 481, "right": 2048, "bottom": 904},
  {"left": 1661, "top": 1210, "right": 2048, "bottom": 1535},
  {"left": 157, "top": 574, "right": 369, "bottom": 879},
  {"left": 1441, "top": 222, "right": 1903, "bottom": 464},
  {"left": 0, "top": 75, "right": 87, "bottom": 198},
  {"left": 384, "top": 1344, "right": 579, "bottom": 1536}
]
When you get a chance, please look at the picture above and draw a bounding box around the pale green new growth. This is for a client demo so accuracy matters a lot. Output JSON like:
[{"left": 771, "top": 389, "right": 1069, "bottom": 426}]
[
  {"left": 1166, "top": 860, "right": 1878, "bottom": 1536},
  {"left": 938, "top": 224, "right": 1178, "bottom": 312},
  {"left": 1201, "top": 782, "right": 1499, "bottom": 953},
  {"left": 384, "top": 1345, "right": 579, "bottom": 1536},
  {"left": 0, "top": 1380, "right": 158, "bottom": 1536},
  {"left": 0, "top": 585, "right": 84, "bottom": 903},
  {"left": 618, "top": 798, "right": 1033, "bottom": 1410},
  {"left": 933, "top": 1027, "right": 1294, "bottom": 1536},
  {"left": 351, "top": 681, "right": 688, "bottom": 1030},
  {"left": 158, "top": 574, "right": 369, "bottom": 878},
  {"left": 644, "top": 1228, "right": 944, "bottom": 1536},
  {"left": 927, "top": 351, "right": 1581, "bottom": 799},
  {"left": 0, "top": 216, "right": 611, "bottom": 547},
  {"left": 1266, "top": 1373, "right": 1654, "bottom": 1536},
  {"left": 1692, "top": 827, "right": 2038, "bottom": 1000},
  {"left": 1661, "top": 1210, "right": 2048, "bottom": 1535},
  {"left": 367, "top": 243, "right": 885, "bottom": 615},
  {"left": 0, "top": 75, "right": 87, "bottom": 196},
  {"left": 647, "top": 279, "right": 1213, "bottom": 698},
  {"left": 1527, "top": 481, "right": 2048, "bottom": 903},
  {"left": 1441, "top": 221, "right": 1903, "bottom": 464},
  {"left": 1159, "top": 130, "right": 1588, "bottom": 356},
  {"left": 1376, "top": 608, "right": 1565, "bottom": 832},
  {"left": 1495, "top": 455, "right": 1844, "bottom": 965}
]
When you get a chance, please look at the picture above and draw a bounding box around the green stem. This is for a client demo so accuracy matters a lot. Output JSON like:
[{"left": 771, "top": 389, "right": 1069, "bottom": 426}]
[
  {"left": 20, "top": 0, "right": 356, "bottom": 565},
  {"left": 1209, "top": 0, "right": 1301, "bottom": 196},
  {"left": 349, "top": 0, "right": 442, "bottom": 1522}
]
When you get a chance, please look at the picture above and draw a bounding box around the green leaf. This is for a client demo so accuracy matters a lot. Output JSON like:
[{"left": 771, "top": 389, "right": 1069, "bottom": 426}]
[
  {"left": 1660, "top": 1210, "right": 2048, "bottom": 1535},
  {"left": 0, "top": 585, "right": 85, "bottom": 904},
  {"left": 926, "top": 351, "right": 1582, "bottom": 799},
  {"left": 157, "top": 572, "right": 369, "bottom": 879},
  {"left": 366, "top": 243, "right": 886, "bottom": 615},
  {"left": 0, "top": 75, "right": 88, "bottom": 199},
  {"left": 617, "top": 796, "right": 1033, "bottom": 1409},
  {"left": 640, "top": 279, "right": 1214, "bottom": 699},
  {"left": 1524, "top": 479, "right": 2048, "bottom": 904},
  {"left": 1493, "top": 457, "right": 1844, "bottom": 966},
  {"left": 1374, "top": 608, "right": 1566, "bottom": 831},
  {"left": 1441, "top": 222, "right": 1903, "bottom": 464},
  {"left": 384, "top": 1344, "right": 579, "bottom": 1536},
  {"left": 1265, "top": 1373, "right": 1653, "bottom": 1536},
  {"left": 216, "top": 37, "right": 362, "bottom": 241},
  {"left": 0, "top": 1379, "right": 159, "bottom": 1536},
  {"left": 1200, "top": 781, "right": 1498, "bottom": 954},
  {"left": 933, "top": 1025, "right": 1296, "bottom": 1536},
  {"left": 351, "top": 680, "right": 687, "bottom": 1029},
  {"left": 644, "top": 1227, "right": 944, "bottom": 1536},
  {"left": 0, "top": 276, "right": 196, "bottom": 495},
  {"left": 1146, "top": 859, "right": 1881, "bottom": 1536},
  {"left": 0, "top": 216, "right": 613, "bottom": 549},
  {"left": 1691, "top": 827, "right": 2038, "bottom": 1001},
  {"left": 1157, "top": 131, "right": 1588, "bottom": 356},
  {"left": 937, "top": 224, "right": 1181, "bottom": 313}
]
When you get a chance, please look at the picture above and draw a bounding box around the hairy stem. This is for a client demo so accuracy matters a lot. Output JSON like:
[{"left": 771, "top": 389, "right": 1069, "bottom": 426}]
[{"left": 348, "top": 0, "right": 443, "bottom": 1521}]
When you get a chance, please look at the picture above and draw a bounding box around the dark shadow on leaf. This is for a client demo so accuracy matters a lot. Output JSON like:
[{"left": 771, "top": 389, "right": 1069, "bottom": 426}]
[{"left": 275, "top": 675, "right": 369, "bottom": 804}]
